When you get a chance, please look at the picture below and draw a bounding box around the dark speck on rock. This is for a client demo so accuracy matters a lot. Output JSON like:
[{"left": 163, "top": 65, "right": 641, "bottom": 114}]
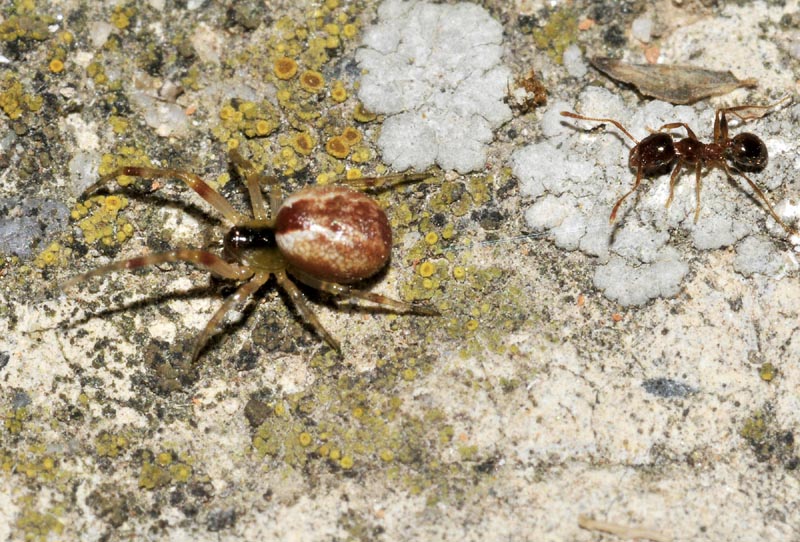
[
  {"left": 642, "top": 377, "right": 697, "bottom": 398},
  {"left": 207, "top": 508, "right": 237, "bottom": 532}
]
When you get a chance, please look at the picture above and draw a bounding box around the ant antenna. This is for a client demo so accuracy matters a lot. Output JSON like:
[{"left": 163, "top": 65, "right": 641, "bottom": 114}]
[{"left": 560, "top": 111, "right": 639, "bottom": 144}]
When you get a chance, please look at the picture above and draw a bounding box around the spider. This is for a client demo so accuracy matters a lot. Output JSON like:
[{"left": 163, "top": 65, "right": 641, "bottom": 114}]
[
  {"left": 63, "top": 150, "right": 438, "bottom": 360},
  {"left": 560, "top": 98, "right": 798, "bottom": 236}
]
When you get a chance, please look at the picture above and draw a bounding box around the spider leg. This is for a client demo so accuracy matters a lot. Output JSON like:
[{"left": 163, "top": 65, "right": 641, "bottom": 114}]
[
  {"left": 191, "top": 271, "right": 270, "bottom": 361},
  {"left": 339, "top": 171, "right": 432, "bottom": 191},
  {"left": 274, "top": 270, "right": 341, "bottom": 352},
  {"left": 289, "top": 268, "right": 439, "bottom": 316},
  {"left": 86, "top": 166, "right": 247, "bottom": 224},
  {"left": 693, "top": 162, "right": 703, "bottom": 223},
  {"left": 228, "top": 149, "right": 280, "bottom": 221},
  {"left": 610, "top": 166, "right": 645, "bottom": 222},
  {"left": 61, "top": 249, "right": 253, "bottom": 291},
  {"left": 722, "top": 162, "right": 798, "bottom": 237},
  {"left": 665, "top": 160, "right": 684, "bottom": 209}
]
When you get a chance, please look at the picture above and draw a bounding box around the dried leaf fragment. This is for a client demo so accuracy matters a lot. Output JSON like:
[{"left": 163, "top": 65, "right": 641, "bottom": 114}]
[
  {"left": 578, "top": 514, "right": 673, "bottom": 542},
  {"left": 590, "top": 57, "right": 757, "bottom": 104}
]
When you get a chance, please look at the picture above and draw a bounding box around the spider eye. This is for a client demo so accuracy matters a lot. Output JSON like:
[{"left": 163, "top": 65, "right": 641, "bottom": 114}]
[{"left": 727, "top": 133, "right": 767, "bottom": 171}]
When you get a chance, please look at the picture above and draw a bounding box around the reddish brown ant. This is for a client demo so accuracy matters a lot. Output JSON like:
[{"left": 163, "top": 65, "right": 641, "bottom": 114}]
[{"left": 560, "top": 98, "right": 797, "bottom": 236}]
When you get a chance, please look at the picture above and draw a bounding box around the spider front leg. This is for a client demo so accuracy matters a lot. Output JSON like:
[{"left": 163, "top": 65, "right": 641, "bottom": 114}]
[
  {"left": 62, "top": 249, "right": 254, "bottom": 291},
  {"left": 87, "top": 166, "right": 247, "bottom": 224}
]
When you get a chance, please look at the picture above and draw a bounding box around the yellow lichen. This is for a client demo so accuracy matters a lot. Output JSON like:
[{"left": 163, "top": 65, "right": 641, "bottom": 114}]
[
  {"left": 325, "top": 136, "right": 350, "bottom": 159},
  {"left": 379, "top": 449, "right": 394, "bottom": 462},
  {"left": 110, "top": 5, "right": 135, "bottom": 30},
  {"left": 341, "top": 126, "right": 362, "bottom": 146},
  {"left": 343, "top": 23, "right": 358, "bottom": 39},
  {"left": 48, "top": 58, "right": 64, "bottom": 73},
  {"left": 330, "top": 81, "right": 347, "bottom": 103},
  {"left": 340, "top": 455, "right": 354, "bottom": 469},
  {"left": 255, "top": 119, "right": 272, "bottom": 136},
  {"left": 418, "top": 261, "right": 436, "bottom": 277},
  {"left": 290, "top": 132, "right": 315, "bottom": 155},
  {"left": 353, "top": 103, "right": 377, "bottom": 123},
  {"left": 76, "top": 194, "right": 132, "bottom": 246},
  {"left": 0, "top": 75, "right": 42, "bottom": 120},
  {"left": 156, "top": 452, "right": 172, "bottom": 466},
  {"left": 219, "top": 104, "right": 235, "bottom": 120},
  {"left": 299, "top": 70, "right": 325, "bottom": 93},
  {"left": 274, "top": 57, "right": 298, "bottom": 80}
]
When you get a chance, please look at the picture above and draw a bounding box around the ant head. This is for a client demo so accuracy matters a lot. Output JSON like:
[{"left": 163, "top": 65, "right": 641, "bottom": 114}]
[
  {"left": 726, "top": 132, "right": 768, "bottom": 172},
  {"left": 630, "top": 132, "right": 675, "bottom": 175}
]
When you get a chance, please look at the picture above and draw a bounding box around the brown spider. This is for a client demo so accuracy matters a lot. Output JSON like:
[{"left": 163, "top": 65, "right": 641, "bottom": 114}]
[
  {"left": 63, "top": 150, "right": 438, "bottom": 360},
  {"left": 560, "top": 98, "right": 797, "bottom": 236}
]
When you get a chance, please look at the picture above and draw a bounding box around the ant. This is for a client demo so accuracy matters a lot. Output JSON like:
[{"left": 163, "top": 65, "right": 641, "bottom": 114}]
[{"left": 560, "top": 98, "right": 797, "bottom": 236}]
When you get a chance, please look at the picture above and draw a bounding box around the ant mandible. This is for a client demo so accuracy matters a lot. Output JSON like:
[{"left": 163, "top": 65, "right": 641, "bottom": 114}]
[{"left": 560, "top": 98, "right": 797, "bottom": 236}]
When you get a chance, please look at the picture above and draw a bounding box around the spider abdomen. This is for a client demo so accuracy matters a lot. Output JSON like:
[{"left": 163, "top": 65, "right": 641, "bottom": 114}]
[{"left": 275, "top": 185, "right": 392, "bottom": 284}]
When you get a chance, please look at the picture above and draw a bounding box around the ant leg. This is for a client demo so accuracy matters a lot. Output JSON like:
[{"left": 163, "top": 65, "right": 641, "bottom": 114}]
[
  {"left": 722, "top": 163, "right": 798, "bottom": 237},
  {"left": 274, "top": 271, "right": 341, "bottom": 352},
  {"left": 191, "top": 271, "right": 270, "bottom": 361},
  {"left": 87, "top": 166, "right": 247, "bottom": 224},
  {"left": 289, "top": 268, "right": 439, "bottom": 316},
  {"left": 337, "top": 171, "right": 433, "bottom": 191},
  {"left": 228, "top": 149, "right": 280, "bottom": 220},
  {"left": 655, "top": 122, "right": 698, "bottom": 140},
  {"left": 610, "top": 167, "right": 645, "bottom": 222},
  {"left": 718, "top": 97, "right": 791, "bottom": 122},
  {"left": 560, "top": 111, "right": 639, "bottom": 144},
  {"left": 693, "top": 163, "right": 703, "bottom": 222},
  {"left": 665, "top": 160, "right": 684, "bottom": 209},
  {"left": 714, "top": 97, "right": 791, "bottom": 143},
  {"left": 62, "top": 249, "right": 254, "bottom": 291}
]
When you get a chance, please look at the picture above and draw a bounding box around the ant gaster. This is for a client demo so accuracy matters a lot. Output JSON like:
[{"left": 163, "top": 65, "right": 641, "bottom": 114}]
[{"left": 560, "top": 99, "right": 797, "bottom": 236}]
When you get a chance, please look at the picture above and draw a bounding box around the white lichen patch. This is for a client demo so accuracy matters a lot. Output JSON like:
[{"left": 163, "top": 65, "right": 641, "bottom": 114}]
[
  {"left": 513, "top": 86, "right": 799, "bottom": 306},
  {"left": 356, "top": 0, "right": 511, "bottom": 173}
]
